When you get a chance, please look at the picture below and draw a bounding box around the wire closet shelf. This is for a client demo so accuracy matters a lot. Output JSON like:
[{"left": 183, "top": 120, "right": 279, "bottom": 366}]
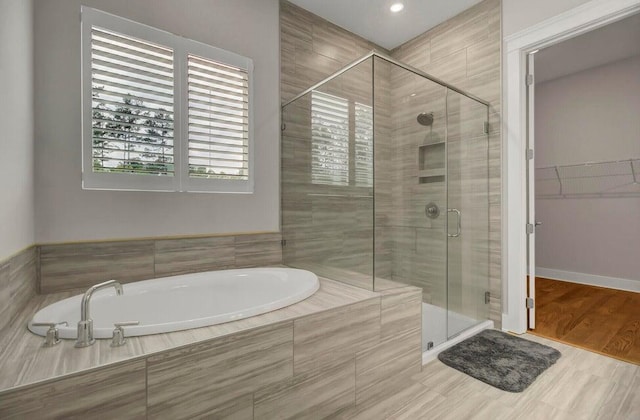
[{"left": 536, "top": 158, "right": 640, "bottom": 198}]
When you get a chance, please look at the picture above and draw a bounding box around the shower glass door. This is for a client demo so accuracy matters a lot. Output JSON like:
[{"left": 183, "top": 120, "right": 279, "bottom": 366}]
[
  {"left": 372, "top": 56, "right": 450, "bottom": 350},
  {"left": 446, "top": 90, "right": 490, "bottom": 339},
  {"left": 281, "top": 57, "right": 375, "bottom": 291}
]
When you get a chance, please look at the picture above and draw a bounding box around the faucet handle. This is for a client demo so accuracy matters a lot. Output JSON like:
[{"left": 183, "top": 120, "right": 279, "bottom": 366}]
[
  {"left": 32, "top": 321, "right": 68, "bottom": 347},
  {"left": 111, "top": 321, "right": 139, "bottom": 347}
]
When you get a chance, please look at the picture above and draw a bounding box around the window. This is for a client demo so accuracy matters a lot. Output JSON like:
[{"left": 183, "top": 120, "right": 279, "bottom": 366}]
[
  {"left": 311, "top": 91, "right": 349, "bottom": 186},
  {"left": 354, "top": 102, "right": 373, "bottom": 187},
  {"left": 310, "top": 91, "right": 373, "bottom": 187},
  {"left": 81, "top": 7, "right": 253, "bottom": 193}
]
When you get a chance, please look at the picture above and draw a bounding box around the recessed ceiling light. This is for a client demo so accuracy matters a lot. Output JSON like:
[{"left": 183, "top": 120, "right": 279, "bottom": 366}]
[{"left": 390, "top": 2, "right": 404, "bottom": 13}]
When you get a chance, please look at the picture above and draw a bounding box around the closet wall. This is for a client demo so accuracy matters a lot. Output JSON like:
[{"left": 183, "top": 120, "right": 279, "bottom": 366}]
[{"left": 535, "top": 55, "right": 640, "bottom": 288}]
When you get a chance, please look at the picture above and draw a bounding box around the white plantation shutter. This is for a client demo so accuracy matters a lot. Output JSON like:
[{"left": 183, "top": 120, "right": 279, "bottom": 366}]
[
  {"left": 91, "top": 27, "right": 175, "bottom": 176},
  {"left": 187, "top": 55, "right": 249, "bottom": 180},
  {"left": 311, "top": 91, "right": 349, "bottom": 186},
  {"left": 82, "top": 7, "right": 253, "bottom": 192},
  {"left": 355, "top": 103, "right": 373, "bottom": 187}
]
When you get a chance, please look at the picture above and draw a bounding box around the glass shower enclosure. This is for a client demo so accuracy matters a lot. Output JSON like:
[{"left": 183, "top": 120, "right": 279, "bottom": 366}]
[{"left": 281, "top": 52, "right": 490, "bottom": 352}]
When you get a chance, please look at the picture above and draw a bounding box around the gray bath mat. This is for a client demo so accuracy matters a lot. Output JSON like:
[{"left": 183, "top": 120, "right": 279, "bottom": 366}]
[{"left": 437, "top": 329, "right": 561, "bottom": 392}]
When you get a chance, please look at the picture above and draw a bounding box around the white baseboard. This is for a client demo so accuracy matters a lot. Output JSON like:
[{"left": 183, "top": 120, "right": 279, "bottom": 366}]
[{"left": 536, "top": 267, "right": 640, "bottom": 293}]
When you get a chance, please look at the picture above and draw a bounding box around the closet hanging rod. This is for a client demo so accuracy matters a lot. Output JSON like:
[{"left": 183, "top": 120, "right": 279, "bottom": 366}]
[
  {"left": 535, "top": 157, "right": 640, "bottom": 198},
  {"left": 536, "top": 157, "right": 639, "bottom": 172}
]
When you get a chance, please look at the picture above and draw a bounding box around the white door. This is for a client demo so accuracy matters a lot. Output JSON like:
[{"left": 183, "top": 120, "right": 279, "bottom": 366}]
[{"left": 526, "top": 52, "right": 537, "bottom": 329}]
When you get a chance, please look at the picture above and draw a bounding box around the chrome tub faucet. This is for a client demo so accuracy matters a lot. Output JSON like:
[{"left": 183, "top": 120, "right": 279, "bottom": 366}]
[{"left": 75, "top": 280, "right": 123, "bottom": 348}]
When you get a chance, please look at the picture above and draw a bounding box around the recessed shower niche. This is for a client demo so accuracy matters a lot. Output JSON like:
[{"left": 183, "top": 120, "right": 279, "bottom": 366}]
[{"left": 418, "top": 142, "right": 445, "bottom": 183}]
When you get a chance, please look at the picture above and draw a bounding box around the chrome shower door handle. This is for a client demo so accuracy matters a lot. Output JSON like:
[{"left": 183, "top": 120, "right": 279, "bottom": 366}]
[{"left": 448, "top": 208, "right": 461, "bottom": 238}]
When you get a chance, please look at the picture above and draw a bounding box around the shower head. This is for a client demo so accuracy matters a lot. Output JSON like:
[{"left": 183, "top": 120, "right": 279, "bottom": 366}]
[{"left": 417, "top": 112, "right": 434, "bottom": 126}]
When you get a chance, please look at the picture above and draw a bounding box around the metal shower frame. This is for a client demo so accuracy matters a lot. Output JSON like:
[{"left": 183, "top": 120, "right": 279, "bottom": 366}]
[{"left": 282, "top": 50, "right": 490, "bottom": 108}]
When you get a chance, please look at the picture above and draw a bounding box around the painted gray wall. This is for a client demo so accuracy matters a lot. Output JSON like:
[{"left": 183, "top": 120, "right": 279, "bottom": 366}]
[
  {"left": 0, "top": 0, "right": 35, "bottom": 260},
  {"left": 535, "top": 56, "right": 640, "bottom": 281},
  {"left": 33, "top": 0, "right": 280, "bottom": 243},
  {"left": 502, "top": 0, "right": 592, "bottom": 36}
]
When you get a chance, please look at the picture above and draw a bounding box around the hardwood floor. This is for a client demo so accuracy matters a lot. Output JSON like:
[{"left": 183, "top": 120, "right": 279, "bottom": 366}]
[{"left": 531, "top": 277, "right": 640, "bottom": 365}]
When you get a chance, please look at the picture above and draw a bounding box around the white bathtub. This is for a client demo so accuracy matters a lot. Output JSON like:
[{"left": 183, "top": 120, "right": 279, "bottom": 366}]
[{"left": 28, "top": 267, "right": 319, "bottom": 339}]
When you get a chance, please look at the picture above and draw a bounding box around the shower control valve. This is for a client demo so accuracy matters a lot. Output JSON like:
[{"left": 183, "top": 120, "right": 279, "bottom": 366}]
[{"left": 425, "top": 202, "right": 440, "bottom": 219}]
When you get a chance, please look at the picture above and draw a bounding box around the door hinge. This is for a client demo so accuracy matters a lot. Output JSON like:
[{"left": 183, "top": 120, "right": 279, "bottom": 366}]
[
  {"left": 281, "top": 122, "right": 286, "bottom": 131},
  {"left": 526, "top": 74, "right": 534, "bottom": 86},
  {"left": 526, "top": 223, "right": 534, "bottom": 234},
  {"left": 527, "top": 149, "right": 534, "bottom": 160},
  {"left": 483, "top": 121, "right": 490, "bottom": 134},
  {"left": 526, "top": 297, "right": 535, "bottom": 309},
  {"left": 484, "top": 291, "right": 491, "bottom": 304},
  {"left": 281, "top": 239, "right": 287, "bottom": 247}
]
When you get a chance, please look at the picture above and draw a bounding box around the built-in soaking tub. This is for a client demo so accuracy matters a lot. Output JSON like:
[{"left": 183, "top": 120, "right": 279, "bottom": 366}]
[{"left": 28, "top": 267, "right": 319, "bottom": 339}]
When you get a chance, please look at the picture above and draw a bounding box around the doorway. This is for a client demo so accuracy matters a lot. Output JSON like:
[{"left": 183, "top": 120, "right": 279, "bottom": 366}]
[
  {"left": 503, "top": 0, "right": 640, "bottom": 335},
  {"left": 523, "top": 13, "right": 640, "bottom": 364}
]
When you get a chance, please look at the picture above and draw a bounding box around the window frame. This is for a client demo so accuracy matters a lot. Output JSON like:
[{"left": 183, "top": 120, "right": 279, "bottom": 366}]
[
  {"left": 354, "top": 101, "right": 373, "bottom": 188},
  {"left": 310, "top": 90, "right": 350, "bottom": 186},
  {"left": 310, "top": 90, "right": 373, "bottom": 188},
  {"left": 81, "top": 6, "right": 254, "bottom": 193}
]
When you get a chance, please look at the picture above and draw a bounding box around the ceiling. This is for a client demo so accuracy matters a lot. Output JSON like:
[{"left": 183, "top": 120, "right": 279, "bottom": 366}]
[
  {"left": 535, "top": 13, "right": 640, "bottom": 83},
  {"left": 286, "top": 0, "right": 484, "bottom": 50}
]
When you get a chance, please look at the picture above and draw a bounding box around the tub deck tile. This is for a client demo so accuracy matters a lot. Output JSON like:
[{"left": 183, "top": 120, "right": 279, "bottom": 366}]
[
  {"left": 380, "top": 287, "right": 423, "bottom": 339},
  {"left": 254, "top": 358, "right": 356, "bottom": 420},
  {"left": 0, "top": 359, "right": 147, "bottom": 419},
  {"left": 8, "top": 247, "right": 37, "bottom": 323},
  {"left": 146, "top": 321, "right": 293, "bottom": 420},
  {"left": 0, "top": 263, "right": 11, "bottom": 338},
  {"left": 293, "top": 297, "right": 381, "bottom": 374}
]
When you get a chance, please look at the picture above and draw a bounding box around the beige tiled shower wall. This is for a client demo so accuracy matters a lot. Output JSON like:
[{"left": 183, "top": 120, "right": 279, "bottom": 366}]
[
  {"left": 280, "top": 1, "right": 392, "bottom": 289},
  {"left": 280, "top": 0, "right": 502, "bottom": 326},
  {"left": 390, "top": 0, "right": 502, "bottom": 326}
]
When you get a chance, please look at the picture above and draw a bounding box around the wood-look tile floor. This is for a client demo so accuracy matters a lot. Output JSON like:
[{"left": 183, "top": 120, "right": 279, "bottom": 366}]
[
  {"left": 532, "top": 278, "right": 640, "bottom": 365},
  {"left": 345, "top": 334, "right": 639, "bottom": 419}
]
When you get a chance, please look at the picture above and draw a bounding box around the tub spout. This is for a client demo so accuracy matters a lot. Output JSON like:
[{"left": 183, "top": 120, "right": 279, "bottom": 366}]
[{"left": 75, "top": 280, "right": 123, "bottom": 348}]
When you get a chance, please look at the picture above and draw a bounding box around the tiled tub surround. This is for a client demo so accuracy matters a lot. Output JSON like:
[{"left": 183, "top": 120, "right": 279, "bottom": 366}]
[
  {"left": 0, "top": 232, "right": 282, "bottom": 345},
  {"left": 0, "top": 247, "right": 37, "bottom": 341},
  {"left": 29, "top": 267, "right": 320, "bottom": 339},
  {"left": 0, "top": 277, "right": 422, "bottom": 419},
  {"left": 39, "top": 232, "right": 284, "bottom": 293}
]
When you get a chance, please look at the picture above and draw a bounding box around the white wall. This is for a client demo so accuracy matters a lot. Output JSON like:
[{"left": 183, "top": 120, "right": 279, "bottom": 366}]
[
  {"left": 536, "top": 56, "right": 640, "bottom": 165},
  {"left": 33, "top": 0, "right": 280, "bottom": 243},
  {"left": 535, "top": 56, "right": 640, "bottom": 282},
  {"left": 0, "top": 0, "right": 35, "bottom": 260},
  {"left": 502, "top": 0, "right": 592, "bottom": 37}
]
